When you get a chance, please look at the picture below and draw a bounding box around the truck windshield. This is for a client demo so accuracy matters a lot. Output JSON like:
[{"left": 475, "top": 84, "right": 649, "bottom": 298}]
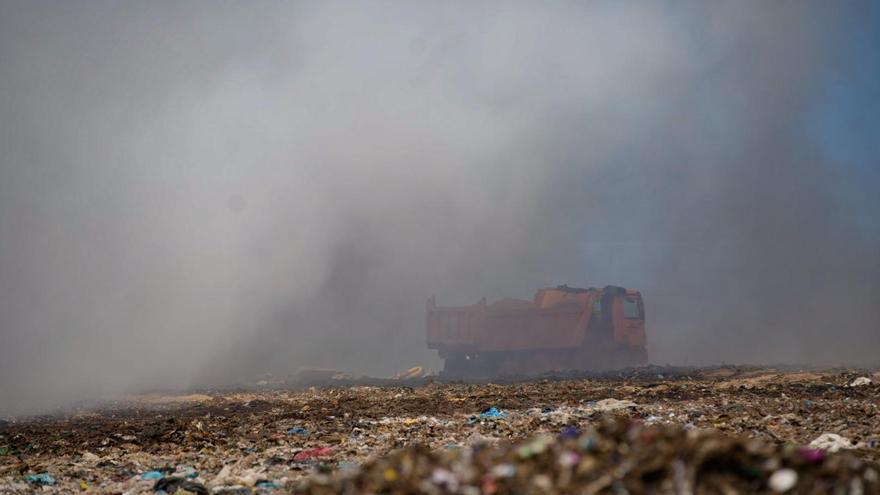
[{"left": 622, "top": 298, "right": 642, "bottom": 319}]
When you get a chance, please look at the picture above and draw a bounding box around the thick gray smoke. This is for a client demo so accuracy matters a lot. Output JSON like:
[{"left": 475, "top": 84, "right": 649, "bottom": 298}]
[{"left": 1, "top": 1, "right": 877, "bottom": 415}]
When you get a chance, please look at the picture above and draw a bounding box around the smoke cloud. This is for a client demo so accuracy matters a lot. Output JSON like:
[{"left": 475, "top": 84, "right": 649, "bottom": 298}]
[{"left": 1, "top": 1, "right": 877, "bottom": 415}]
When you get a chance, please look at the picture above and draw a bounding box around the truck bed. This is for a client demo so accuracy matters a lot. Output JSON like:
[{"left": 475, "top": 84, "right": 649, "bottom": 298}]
[{"left": 426, "top": 297, "right": 590, "bottom": 353}]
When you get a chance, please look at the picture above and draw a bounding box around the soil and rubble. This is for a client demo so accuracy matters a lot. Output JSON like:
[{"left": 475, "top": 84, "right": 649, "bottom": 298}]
[{"left": 0, "top": 367, "right": 878, "bottom": 494}]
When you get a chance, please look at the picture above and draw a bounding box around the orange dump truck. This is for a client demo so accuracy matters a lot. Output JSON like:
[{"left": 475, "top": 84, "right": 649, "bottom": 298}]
[{"left": 427, "top": 285, "right": 647, "bottom": 376}]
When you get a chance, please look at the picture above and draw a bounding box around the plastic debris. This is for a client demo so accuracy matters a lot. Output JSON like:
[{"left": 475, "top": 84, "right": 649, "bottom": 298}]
[
  {"left": 810, "top": 433, "right": 854, "bottom": 452},
  {"left": 255, "top": 480, "right": 284, "bottom": 489},
  {"left": 589, "top": 398, "right": 638, "bottom": 411},
  {"left": 430, "top": 468, "right": 459, "bottom": 491},
  {"left": 293, "top": 419, "right": 879, "bottom": 494},
  {"left": 490, "top": 463, "right": 517, "bottom": 478},
  {"left": 293, "top": 447, "right": 334, "bottom": 462},
  {"left": 175, "top": 466, "right": 198, "bottom": 479},
  {"left": 212, "top": 466, "right": 264, "bottom": 487},
  {"left": 2, "top": 367, "right": 879, "bottom": 493},
  {"left": 797, "top": 447, "right": 826, "bottom": 463},
  {"left": 517, "top": 435, "right": 554, "bottom": 458},
  {"left": 849, "top": 376, "right": 872, "bottom": 387},
  {"left": 213, "top": 487, "right": 252, "bottom": 495},
  {"left": 337, "top": 461, "right": 360, "bottom": 470},
  {"left": 479, "top": 406, "right": 508, "bottom": 419},
  {"left": 153, "top": 477, "right": 208, "bottom": 494},
  {"left": 287, "top": 427, "right": 309, "bottom": 436},
  {"left": 768, "top": 468, "right": 798, "bottom": 492},
  {"left": 140, "top": 471, "right": 164, "bottom": 480},
  {"left": 393, "top": 366, "right": 426, "bottom": 380},
  {"left": 25, "top": 473, "right": 56, "bottom": 485},
  {"left": 558, "top": 450, "right": 580, "bottom": 467},
  {"left": 559, "top": 425, "right": 580, "bottom": 439}
]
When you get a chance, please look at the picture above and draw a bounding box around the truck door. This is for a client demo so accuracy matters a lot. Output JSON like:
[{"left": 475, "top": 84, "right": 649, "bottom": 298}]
[
  {"left": 612, "top": 293, "right": 646, "bottom": 346},
  {"left": 586, "top": 290, "right": 615, "bottom": 344}
]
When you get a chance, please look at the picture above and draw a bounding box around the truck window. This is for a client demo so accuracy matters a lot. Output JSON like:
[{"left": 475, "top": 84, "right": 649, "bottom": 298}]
[{"left": 622, "top": 298, "right": 642, "bottom": 319}]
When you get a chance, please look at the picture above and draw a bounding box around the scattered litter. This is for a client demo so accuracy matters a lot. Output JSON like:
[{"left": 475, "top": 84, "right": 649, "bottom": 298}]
[
  {"left": 559, "top": 425, "right": 580, "bottom": 439},
  {"left": 589, "top": 398, "right": 638, "bottom": 411},
  {"left": 293, "top": 419, "right": 878, "bottom": 494},
  {"left": 255, "top": 479, "right": 284, "bottom": 489},
  {"left": 213, "top": 486, "right": 252, "bottom": 495},
  {"left": 810, "top": 433, "right": 854, "bottom": 452},
  {"left": 430, "top": 468, "right": 458, "bottom": 491},
  {"left": 224, "top": 468, "right": 265, "bottom": 488},
  {"left": 293, "top": 447, "right": 334, "bottom": 462},
  {"left": 768, "top": 468, "right": 798, "bottom": 492},
  {"left": 25, "top": 473, "right": 56, "bottom": 486},
  {"left": 490, "top": 463, "right": 516, "bottom": 478},
  {"left": 517, "top": 435, "right": 554, "bottom": 458},
  {"left": 153, "top": 477, "right": 208, "bottom": 494},
  {"left": 849, "top": 377, "right": 872, "bottom": 387},
  {"left": 2, "top": 367, "right": 878, "bottom": 492},
  {"left": 558, "top": 450, "right": 580, "bottom": 467},
  {"left": 797, "top": 447, "right": 826, "bottom": 463},
  {"left": 479, "top": 406, "right": 508, "bottom": 419},
  {"left": 176, "top": 466, "right": 198, "bottom": 479},
  {"left": 393, "top": 366, "right": 426, "bottom": 380}
]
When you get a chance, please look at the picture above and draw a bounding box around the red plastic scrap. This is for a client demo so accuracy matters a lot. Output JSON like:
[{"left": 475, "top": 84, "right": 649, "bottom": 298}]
[{"left": 294, "top": 447, "right": 334, "bottom": 462}]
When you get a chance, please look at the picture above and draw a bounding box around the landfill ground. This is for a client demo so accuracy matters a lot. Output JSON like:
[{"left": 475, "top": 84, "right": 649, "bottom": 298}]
[{"left": 1, "top": 367, "right": 879, "bottom": 494}]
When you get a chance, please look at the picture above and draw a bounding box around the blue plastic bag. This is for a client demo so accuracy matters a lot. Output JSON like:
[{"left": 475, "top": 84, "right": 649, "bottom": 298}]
[
  {"left": 479, "top": 406, "right": 508, "bottom": 419},
  {"left": 26, "top": 473, "right": 56, "bottom": 485}
]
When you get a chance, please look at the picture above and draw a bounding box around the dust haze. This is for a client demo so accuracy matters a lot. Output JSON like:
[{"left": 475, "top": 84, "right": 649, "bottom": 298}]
[{"left": 0, "top": 1, "right": 877, "bottom": 415}]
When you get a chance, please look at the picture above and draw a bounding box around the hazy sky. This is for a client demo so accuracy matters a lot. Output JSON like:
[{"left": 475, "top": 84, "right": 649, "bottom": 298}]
[{"left": 1, "top": 1, "right": 878, "bottom": 415}]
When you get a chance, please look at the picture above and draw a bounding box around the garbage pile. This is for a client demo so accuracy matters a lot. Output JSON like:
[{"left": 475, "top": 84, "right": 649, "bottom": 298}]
[
  {"left": 0, "top": 367, "right": 877, "bottom": 493},
  {"left": 295, "top": 418, "right": 879, "bottom": 494}
]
